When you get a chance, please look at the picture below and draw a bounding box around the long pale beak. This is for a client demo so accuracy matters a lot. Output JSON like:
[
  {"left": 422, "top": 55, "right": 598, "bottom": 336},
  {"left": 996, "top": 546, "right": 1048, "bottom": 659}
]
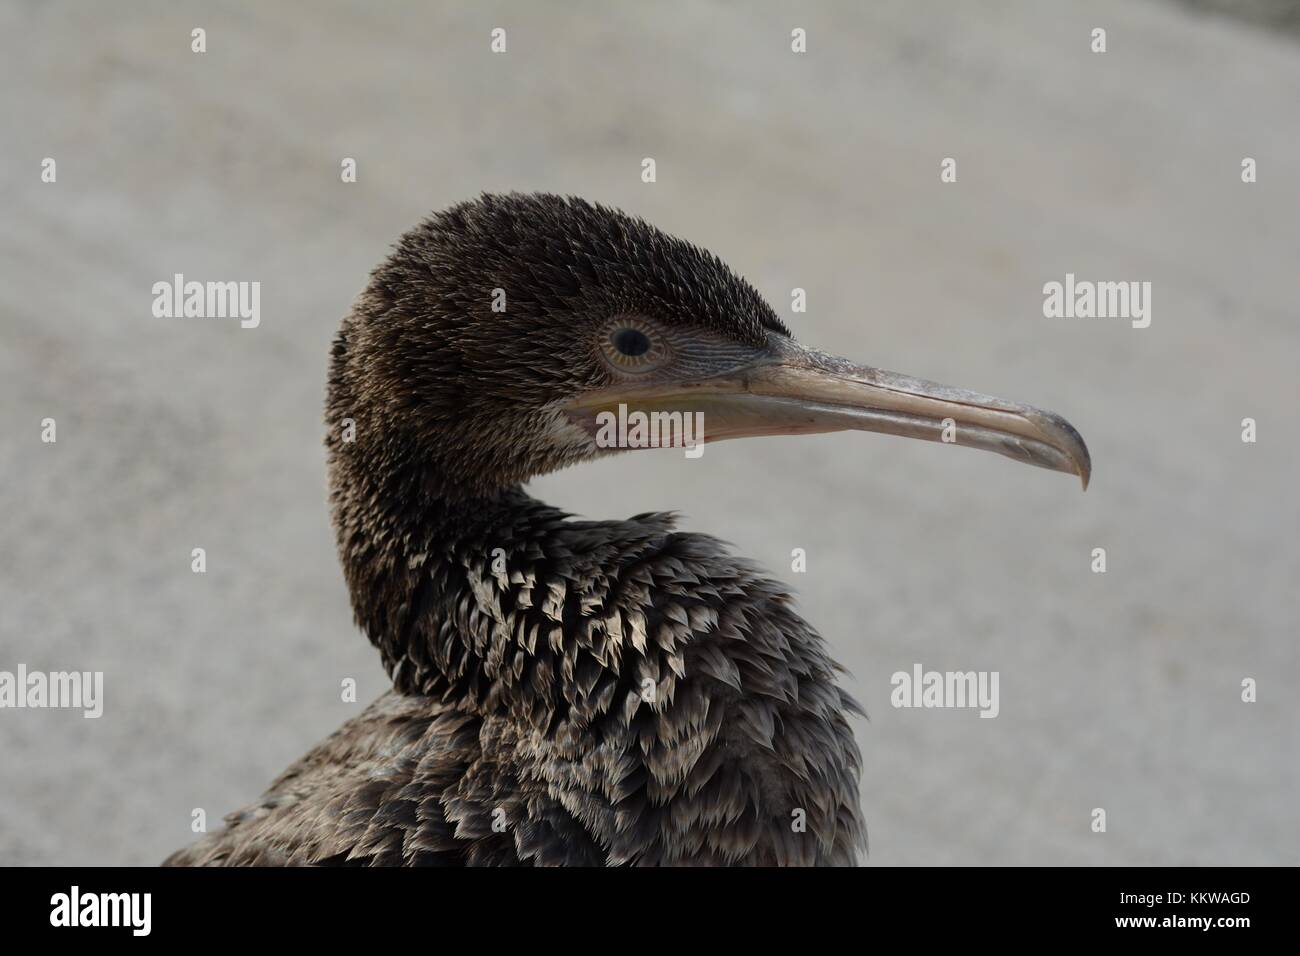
[{"left": 565, "top": 344, "right": 1090, "bottom": 489}]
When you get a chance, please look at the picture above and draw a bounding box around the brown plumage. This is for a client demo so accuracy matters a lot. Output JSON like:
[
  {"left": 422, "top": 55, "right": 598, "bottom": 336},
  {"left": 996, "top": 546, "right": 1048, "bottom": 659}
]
[{"left": 165, "top": 193, "right": 1088, "bottom": 867}]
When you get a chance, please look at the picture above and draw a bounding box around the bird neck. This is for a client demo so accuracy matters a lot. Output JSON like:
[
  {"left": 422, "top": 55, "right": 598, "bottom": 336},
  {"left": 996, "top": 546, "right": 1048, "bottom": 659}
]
[{"left": 331, "top": 453, "right": 563, "bottom": 703}]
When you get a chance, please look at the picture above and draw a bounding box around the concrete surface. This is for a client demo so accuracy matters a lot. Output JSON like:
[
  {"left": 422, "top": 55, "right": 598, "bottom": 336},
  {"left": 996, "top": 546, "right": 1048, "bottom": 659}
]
[{"left": 1, "top": 0, "right": 1296, "bottom": 866}]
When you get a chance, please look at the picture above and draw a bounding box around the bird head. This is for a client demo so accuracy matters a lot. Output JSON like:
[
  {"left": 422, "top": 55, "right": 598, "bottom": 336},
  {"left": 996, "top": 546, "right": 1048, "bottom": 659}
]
[{"left": 326, "top": 193, "right": 1089, "bottom": 510}]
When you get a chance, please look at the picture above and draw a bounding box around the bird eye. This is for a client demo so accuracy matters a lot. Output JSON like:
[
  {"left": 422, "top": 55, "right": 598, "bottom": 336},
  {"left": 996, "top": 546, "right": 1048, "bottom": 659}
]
[
  {"left": 600, "top": 318, "right": 669, "bottom": 372},
  {"left": 612, "top": 328, "right": 651, "bottom": 357}
]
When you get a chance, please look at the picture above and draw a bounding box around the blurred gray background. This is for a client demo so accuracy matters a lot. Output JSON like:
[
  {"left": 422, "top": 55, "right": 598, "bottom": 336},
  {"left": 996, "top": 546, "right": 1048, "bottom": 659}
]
[{"left": 1, "top": 0, "right": 1296, "bottom": 866}]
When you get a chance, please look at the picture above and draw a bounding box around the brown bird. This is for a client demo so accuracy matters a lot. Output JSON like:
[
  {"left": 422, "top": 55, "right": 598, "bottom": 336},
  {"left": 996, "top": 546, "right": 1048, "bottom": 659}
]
[{"left": 164, "top": 193, "right": 1088, "bottom": 867}]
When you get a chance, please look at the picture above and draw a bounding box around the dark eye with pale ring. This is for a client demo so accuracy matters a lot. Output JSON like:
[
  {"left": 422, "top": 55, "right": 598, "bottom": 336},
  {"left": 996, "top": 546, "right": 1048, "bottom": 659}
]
[
  {"left": 600, "top": 319, "right": 670, "bottom": 371},
  {"left": 612, "top": 328, "right": 651, "bottom": 357}
]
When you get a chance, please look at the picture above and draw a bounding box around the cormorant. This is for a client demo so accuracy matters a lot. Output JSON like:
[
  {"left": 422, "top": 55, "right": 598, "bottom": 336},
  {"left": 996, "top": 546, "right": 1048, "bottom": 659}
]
[{"left": 165, "top": 193, "right": 1088, "bottom": 867}]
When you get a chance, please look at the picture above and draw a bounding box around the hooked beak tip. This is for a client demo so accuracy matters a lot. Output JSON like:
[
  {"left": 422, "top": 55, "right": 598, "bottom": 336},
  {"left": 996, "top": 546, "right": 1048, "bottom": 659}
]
[{"left": 1027, "top": 408, "right": 1091, "bottom": 491}]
